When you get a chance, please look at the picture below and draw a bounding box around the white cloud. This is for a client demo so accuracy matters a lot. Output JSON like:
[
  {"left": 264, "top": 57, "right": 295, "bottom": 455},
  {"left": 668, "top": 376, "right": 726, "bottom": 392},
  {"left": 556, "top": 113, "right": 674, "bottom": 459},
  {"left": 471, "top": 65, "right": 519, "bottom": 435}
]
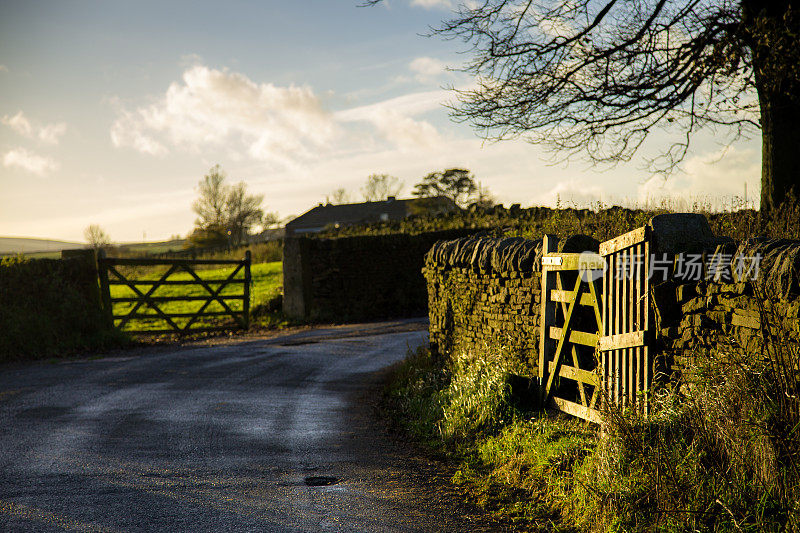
[
  {"left": 411, "top": 0, "right": 454, "bottom": 8},
  {"left": 335, "top": 90, "right": 446, "bottom": 150},
  {"left": 2, "top": 111, "right": 32, "bottom": 137},
  {"left": 363, "top": 108, "right": 442, "bottom": 150},
  {"left": 340, "top": 90, "right": 448, "bottom": 118},
  {"left": 0, "top": 65, "right": 7, "bottom": 73},
  {"left": 530, "top": 178, "right": 607, "bottom": 207},
  {"left": 110, "top": 65, "right": 336, "bottom": 166},
  {"left": 38, "top": 122, "right": 68, "bottom": 144},
  {"left": 3, "top": 148, "right": 59, "bottom": 176},
  {"left": 409, "top": 56, "right": 446, "bottom": 83},
  {"left": 110, "top": 110, "right": 168, "bottom": 156},
  {"left": 1, "top": 111, "right": 67, "bottom": 144}
]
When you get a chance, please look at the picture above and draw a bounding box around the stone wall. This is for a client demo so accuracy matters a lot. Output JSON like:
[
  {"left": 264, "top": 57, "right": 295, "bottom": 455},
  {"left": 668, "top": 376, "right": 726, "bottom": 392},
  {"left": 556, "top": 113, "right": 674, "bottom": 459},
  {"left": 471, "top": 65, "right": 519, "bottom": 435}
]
[
  {"left": 423, "top": 220, "right": 800, "bottom": 388},
  {"left": 653, "top": 238, "right": 800, "bottom": 379},
  {"left": 282, "top": 229, "right": 477, "bottom": 322},
  {"left": 423, "top": 236, "right": 544, "bottom": 371},
  {"left": 0, "top": 249, "right": 118, "bottom": 361}
]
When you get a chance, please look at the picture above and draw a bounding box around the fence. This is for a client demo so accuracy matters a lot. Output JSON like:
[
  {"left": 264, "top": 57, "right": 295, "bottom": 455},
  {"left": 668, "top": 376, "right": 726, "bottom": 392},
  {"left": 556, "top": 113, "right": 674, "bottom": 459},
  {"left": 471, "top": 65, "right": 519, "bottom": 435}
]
[
  {"left": 98, "top": 250, "right": 251, "bottom": 335},
  {"left": 598, "top": 226, "right": 653, "bottom": 415}
]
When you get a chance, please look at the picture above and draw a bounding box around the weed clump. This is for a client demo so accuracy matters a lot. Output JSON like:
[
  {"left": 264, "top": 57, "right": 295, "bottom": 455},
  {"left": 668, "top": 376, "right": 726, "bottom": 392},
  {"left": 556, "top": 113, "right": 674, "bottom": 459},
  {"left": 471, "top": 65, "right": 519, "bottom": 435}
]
[
  {"left": 577, "top": 295, "right": 800, "bottom": 532},
  {"left": 384, "top": 343, "right": 597, "bottom": 528}
]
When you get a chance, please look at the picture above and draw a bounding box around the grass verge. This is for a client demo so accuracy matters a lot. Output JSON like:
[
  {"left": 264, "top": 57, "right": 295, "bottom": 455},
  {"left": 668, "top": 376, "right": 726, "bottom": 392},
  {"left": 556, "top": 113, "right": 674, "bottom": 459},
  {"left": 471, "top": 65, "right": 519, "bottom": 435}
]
[
  {"left": 385, "top": 330, "right": 799, "bottom": 531},
  {"left": 382, "top": 344, "right": 597, "bottom": 531}
]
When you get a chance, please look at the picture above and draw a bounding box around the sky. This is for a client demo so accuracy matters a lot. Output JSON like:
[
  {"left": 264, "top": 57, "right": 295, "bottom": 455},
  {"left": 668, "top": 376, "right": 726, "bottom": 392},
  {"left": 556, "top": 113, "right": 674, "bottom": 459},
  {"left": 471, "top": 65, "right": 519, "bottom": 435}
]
[{"left": 0, "top": 0, "right": 762, "bottom": 243}]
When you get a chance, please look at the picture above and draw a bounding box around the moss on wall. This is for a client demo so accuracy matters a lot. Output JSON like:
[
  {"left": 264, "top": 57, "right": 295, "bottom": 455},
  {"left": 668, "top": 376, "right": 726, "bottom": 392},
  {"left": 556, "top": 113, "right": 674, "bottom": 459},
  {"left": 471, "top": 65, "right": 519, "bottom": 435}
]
[{"left": 424, "top": 236, "right": 543, "bottom": 373}]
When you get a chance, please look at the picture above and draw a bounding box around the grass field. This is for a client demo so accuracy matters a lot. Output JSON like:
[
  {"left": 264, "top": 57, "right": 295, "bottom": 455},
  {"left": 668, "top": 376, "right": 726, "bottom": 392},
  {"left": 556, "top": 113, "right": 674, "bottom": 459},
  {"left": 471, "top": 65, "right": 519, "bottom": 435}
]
[{"left": 109, "top": 261, "right": 282, "bottom": 333}]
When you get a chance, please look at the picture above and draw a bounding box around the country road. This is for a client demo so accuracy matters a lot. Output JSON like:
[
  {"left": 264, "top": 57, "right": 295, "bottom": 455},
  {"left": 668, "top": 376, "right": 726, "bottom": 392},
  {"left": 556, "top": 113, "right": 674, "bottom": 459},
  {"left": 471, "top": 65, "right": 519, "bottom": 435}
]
[{"left": 0, "top": 320, "right": 499, "bottom": 532}]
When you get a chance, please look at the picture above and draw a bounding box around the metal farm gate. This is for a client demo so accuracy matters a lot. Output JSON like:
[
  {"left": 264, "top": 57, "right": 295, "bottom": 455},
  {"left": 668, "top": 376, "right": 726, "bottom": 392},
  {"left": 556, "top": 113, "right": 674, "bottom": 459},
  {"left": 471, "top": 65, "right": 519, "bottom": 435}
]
[
  {"left": 97, "top": 250, "right": 252, "bottom": 335},
  {"left": 538, "top": 227, "right": 655, "bottom": 422}
]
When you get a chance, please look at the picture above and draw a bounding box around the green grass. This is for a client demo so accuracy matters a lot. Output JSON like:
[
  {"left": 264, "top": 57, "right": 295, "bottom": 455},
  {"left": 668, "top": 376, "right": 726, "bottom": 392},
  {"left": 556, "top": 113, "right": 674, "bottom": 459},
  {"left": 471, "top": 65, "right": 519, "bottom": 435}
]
[
  {"left": 383, "top": 345, "right": 597, "bottom": 530},
  {"left": 109, "top": 261, "right": 282, "bottom": 332},
  {"left": 386, "top": 325, "right": 800, "bottom": 531}
]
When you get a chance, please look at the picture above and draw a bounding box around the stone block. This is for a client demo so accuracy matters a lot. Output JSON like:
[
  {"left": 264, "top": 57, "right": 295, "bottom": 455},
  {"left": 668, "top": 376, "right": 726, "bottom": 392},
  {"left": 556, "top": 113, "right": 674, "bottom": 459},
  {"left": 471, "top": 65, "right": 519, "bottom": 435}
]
[
  {"left": 660, "top": 326, "right": 679, "bottom": 339},
  {"left": 706, "top": 310, "right": 728, "bottom": 324},
  {"left": 732, "top": 312, "right": 760, "bottom": 329},
  {"left": 681, "top": 298, "right": 705, "bottom": 315},
  {"left": 676, "top": 283, "right": 697, "bottom": 303},
  {"left": 648, "top": 213, "right": 727, "bottom": 254}
]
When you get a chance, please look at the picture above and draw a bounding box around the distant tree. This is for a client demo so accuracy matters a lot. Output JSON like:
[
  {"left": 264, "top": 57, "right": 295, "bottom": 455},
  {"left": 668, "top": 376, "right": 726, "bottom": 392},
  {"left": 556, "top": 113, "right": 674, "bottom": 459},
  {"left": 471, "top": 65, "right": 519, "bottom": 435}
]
[
  {"left": 473, "top": 181, "right": 496, "bottom": 209},
  {"left": 190, "top": 165, "right": 266, "bottom": 248},
  {"left": 362, "top": 174, "right": 403, "bottom": 202},
  {"left": 193, "top": 165, "right": 228, "bottom": 230},
  {"left": 262, "top": 211, "right": 280, "bottom": 228},
  {"left": 412, "top": 168, "right": 477, "bottom": 208},
  {"left": 329, "top": 188, "right": 351, "bottom": 204},
  {"left": 225, "top": 182, "right": 264, "bottom": 246},
  {"left": 84, "top": 224, "right": 110, "bottom": 250},
  {"left": 186, "top": 224, "right": 227, "bottom": 249}
]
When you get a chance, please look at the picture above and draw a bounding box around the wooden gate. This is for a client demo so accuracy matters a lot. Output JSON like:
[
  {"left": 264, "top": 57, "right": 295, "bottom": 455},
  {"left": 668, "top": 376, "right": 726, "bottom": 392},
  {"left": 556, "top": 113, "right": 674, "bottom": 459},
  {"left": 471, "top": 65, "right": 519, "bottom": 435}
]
[
  {"left": 538, "top": 235, "right": 605, "bottom": 423},
  {"left": 598, "top": 227, "right": 653, "bottom": 414},
  {"left": 97, "top": 250, "right": 251, "bottom": 335},
  {"left": 538, "top": 228, "right": 655, "bottom": 422}
]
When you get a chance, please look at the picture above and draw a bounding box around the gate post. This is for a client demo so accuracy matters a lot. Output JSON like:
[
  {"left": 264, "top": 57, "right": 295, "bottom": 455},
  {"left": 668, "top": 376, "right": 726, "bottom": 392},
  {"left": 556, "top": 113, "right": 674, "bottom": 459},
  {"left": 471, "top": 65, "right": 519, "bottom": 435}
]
[
  {"left": 96, "top": 248, "right": 114, "bottom": 328},
  {"left": 538, "top": 234, "right": 559, "bottom": 395},
  {"left": 243, "top": 250, "right": 251, "bottom": 330}
]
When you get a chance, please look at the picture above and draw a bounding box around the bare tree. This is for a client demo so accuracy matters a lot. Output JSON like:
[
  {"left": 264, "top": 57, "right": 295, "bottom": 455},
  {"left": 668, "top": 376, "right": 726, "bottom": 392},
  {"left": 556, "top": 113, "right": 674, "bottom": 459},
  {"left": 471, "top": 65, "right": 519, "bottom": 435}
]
[
  {"left": 330, "top": 188, "right": 351, "bottom": 204},
  {"left": 190, "top": 165, "right": 266, "bottom": 248},
  {"left": 362, "top": 173, "right": 403, "bottom": 202},
  {"left": 225, "top": 182, "right": 264, "bottom": 247},
  {"left": 412, "top": 168, "right": 477, "bottom": 208},
  {"left": 262, "top": 211, "right": 280, "bottom": 228},
  {"left": 365, "top": 0, "right": 800, "bottom": 211},
  {"left": 192, "top": 165, "right": 228, "bottom": 230},
  {"left": 84, "top": 224, "right": 110, "bottom": 250}
]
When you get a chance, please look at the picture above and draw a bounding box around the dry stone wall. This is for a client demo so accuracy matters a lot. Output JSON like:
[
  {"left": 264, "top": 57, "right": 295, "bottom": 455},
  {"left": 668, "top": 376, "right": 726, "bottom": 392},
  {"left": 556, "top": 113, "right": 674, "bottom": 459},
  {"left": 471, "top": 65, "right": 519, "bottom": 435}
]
[
  {"left": 653, "top": 238, "right": 800, "bottom": 379},
  {"left": 424, "top": 221, "right": 800, "bottom": 390},
  {"left": 282, "top": 229, "right": 477, "bottom": 322},
  {"left": 0, "top": 249, "right": 115, "bottom": 361},
  {"left": 423, "top": 236, "right": 544, "bottom": 372}
]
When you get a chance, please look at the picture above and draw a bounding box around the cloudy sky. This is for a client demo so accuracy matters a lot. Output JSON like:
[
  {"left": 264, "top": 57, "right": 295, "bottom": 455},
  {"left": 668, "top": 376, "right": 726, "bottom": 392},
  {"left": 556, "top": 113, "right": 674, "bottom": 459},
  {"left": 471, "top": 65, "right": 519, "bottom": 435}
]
[{"left": 0, "top": 0, "right": 761, "bottom": 243}]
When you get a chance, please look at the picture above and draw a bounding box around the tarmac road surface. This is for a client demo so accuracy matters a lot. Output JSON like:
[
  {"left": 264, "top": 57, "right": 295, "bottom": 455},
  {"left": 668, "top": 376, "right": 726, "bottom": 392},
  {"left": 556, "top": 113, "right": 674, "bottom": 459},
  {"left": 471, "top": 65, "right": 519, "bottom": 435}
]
[{"left": 0, "top": 319, "right": 500, "bottom": 532}]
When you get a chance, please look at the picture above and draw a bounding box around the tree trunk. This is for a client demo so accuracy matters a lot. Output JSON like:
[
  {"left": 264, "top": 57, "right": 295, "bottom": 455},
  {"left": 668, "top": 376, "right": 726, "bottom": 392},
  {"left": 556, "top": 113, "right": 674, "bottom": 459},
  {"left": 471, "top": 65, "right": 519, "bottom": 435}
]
[
  {"left": 743, "top": 0, "right": 800, "bottom": 211},
  {"left": 758, "top": 87, "right": 800, "bottom": 211}
]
